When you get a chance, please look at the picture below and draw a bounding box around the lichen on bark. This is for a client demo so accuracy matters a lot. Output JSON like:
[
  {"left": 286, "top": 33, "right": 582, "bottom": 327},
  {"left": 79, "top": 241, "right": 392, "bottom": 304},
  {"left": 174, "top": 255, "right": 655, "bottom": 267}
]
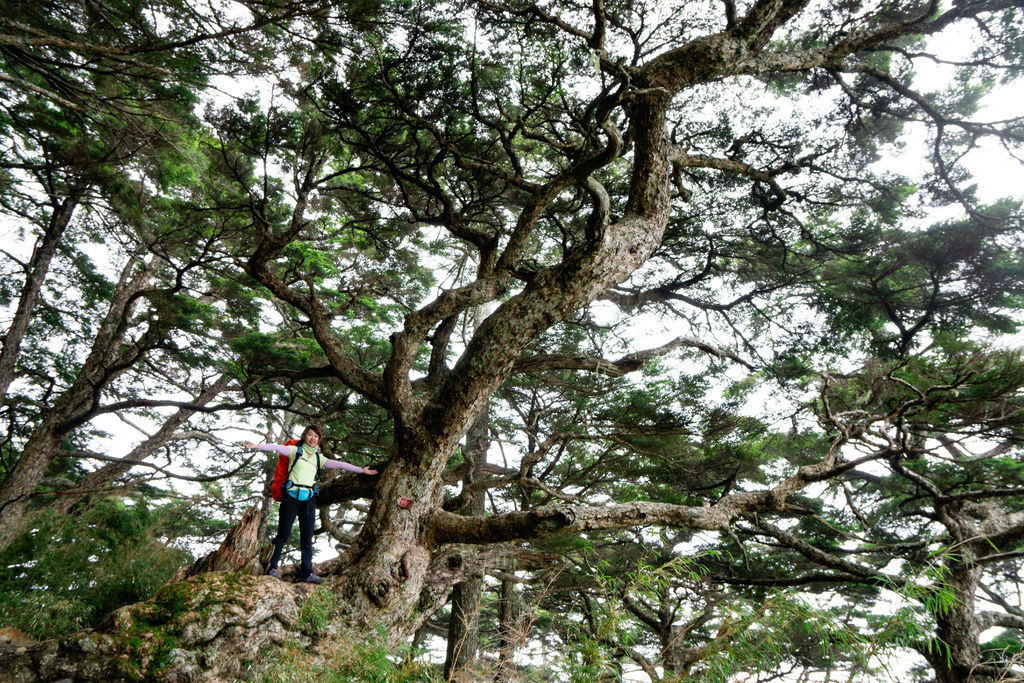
[{"left": 0, "top": 572, "right": 321, "bottom": 681}]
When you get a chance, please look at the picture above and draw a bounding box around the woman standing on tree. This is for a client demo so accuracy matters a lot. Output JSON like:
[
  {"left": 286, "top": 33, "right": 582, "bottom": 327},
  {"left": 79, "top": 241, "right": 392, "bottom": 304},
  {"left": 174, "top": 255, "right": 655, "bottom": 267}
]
[{"left": 241, "top": 424, "right": 377, "bottom": 583}]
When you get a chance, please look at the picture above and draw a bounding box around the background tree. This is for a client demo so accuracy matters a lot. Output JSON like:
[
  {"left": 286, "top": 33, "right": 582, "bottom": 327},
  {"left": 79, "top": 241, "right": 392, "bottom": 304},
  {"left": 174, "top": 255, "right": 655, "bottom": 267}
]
[{"left": 0, "top": 0, "right": 336, "bottom": 547}]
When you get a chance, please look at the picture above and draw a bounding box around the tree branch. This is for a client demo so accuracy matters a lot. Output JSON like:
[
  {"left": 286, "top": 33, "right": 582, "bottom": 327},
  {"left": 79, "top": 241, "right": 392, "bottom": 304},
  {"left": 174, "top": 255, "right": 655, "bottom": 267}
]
[
  {"left": 423, "top": 435, "right": 893, "bottom": 545},
  {"left": 513, "top": 335, "right": 753, "bottom": 377}
]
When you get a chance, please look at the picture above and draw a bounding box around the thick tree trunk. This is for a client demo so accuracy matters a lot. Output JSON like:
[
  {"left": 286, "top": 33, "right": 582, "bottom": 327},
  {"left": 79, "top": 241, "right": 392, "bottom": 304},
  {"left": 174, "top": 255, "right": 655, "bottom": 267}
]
[
  {"left": 0, "top": 188, "right": 83, "bottom": 405},
  {"left": 328, "top": 447, "right": 450, "bottom": 644},
  {"left": 443, "top": 406, "right": 489, "bottom": 681},
  {"left": 925, "top": 560, "right": 985, "bottom": 683},
  {"left": 444, "top": 579, "right": 483, "bottom": 682},
  {"left": 0, "top": 421, "right": 65, "bottom": 550}
]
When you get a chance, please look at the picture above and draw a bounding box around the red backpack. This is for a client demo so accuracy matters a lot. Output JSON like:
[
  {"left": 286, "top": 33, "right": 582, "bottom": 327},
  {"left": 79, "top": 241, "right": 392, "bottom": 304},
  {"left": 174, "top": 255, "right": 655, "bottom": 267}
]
[{"left": 270, "top": 439, "right": 300, "bottom": 502}]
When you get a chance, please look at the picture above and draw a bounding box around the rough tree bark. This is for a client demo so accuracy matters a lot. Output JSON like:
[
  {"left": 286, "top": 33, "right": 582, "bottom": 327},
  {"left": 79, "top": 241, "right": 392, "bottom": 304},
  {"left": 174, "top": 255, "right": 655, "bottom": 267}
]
[
  {"left": 923, "top": 502, "right": 1024, "bottom": 683},
  {"left": 927, "top": 560, "right": 985, "bottom": 683},
  {"left": 169, "top": 506, "right": 266, "bottom": 581}
]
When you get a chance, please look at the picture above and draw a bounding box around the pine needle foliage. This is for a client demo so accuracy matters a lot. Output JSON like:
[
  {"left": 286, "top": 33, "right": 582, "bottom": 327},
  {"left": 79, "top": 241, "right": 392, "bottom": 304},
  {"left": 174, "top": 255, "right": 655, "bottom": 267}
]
[{"left": 0, "top": 497, "right": 191, "bottom": 639}]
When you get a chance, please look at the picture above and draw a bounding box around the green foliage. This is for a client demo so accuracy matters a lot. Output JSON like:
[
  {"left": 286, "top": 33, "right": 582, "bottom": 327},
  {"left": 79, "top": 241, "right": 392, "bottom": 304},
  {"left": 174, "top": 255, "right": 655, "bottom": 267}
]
[
  {"left": 555, "top": 554, "right": 896, "bottom": 682},
  {"left": 810, "top": 203, "right": 1024, "bottom": 357},
  {"left": 558, "top": 633, "right": 616, "bottom": 683},
  {"left": 258, "top": 627, "right": 439, "bottom": 683},
  {"left": 691, "top": 593, "right": 877, "bottom": 682},
  {"left": 982, "top": 630, "right": 1024, "bottom": 665},
  {"left": 0, "top": 498, "right": 192, "bottom": 639},
  {"left": 596, "top": 552, "right": 719, "bottom": 596},
  {"left": 297, "top": 585, "right": 339, "bottom": 637},
  {"left": 1, "top": 2, "right": 1023, "bottom": 682}
]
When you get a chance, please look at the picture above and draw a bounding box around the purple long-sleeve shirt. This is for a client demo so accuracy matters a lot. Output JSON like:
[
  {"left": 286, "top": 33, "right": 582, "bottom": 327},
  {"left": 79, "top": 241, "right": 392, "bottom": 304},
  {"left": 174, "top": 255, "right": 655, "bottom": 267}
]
[{"left": 257, "top": 443, "right": 364, "bottom": 473}]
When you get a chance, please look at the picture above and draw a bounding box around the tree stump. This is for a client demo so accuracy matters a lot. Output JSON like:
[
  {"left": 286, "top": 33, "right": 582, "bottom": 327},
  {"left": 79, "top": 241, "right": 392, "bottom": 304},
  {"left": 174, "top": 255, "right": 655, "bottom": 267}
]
[{"left": 167, "top": 506, "right": 265, "bottom": 583}]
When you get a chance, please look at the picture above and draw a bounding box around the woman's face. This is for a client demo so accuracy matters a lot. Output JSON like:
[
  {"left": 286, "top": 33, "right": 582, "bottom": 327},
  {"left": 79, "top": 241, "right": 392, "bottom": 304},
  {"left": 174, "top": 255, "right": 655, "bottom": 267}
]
[{"left": 303, "top": 429, "right": 320, "bottom": 447}]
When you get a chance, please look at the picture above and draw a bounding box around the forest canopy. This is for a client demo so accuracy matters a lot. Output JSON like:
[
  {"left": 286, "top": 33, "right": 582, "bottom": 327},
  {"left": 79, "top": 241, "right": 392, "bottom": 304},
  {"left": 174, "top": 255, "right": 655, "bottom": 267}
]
[{"left": 1, "top": 1, "right": 1023, "bottom": 681}]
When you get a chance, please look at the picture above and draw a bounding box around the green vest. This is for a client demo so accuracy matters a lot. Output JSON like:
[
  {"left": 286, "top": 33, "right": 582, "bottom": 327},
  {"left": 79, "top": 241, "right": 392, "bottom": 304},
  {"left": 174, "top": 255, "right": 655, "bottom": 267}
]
[{"left": 286, "top": 445, "right": 325, "bottom": 488}]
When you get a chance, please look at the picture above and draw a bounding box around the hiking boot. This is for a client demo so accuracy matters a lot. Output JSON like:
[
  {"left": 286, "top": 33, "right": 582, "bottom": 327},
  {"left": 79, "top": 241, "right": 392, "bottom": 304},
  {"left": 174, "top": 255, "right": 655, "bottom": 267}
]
[
  {"left": 267, "top": 568, "right": 280, "bottom": 578},
  {"left": 304, "top": 573, "right": 325, "bottom": 584}
]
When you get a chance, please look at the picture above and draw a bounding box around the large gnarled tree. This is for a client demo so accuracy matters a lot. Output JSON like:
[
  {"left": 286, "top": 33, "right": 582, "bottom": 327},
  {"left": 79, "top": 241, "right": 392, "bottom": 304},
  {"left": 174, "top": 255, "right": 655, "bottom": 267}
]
[{"left": 2, "top": 0, "right": 1022, "bottom": 680}]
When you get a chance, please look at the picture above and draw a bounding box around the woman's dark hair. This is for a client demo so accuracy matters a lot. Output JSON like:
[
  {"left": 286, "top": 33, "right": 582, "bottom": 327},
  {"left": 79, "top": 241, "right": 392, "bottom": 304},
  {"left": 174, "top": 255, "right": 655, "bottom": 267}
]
[{"left": 300, "top": 424, "right": 324, "bottom": 444}]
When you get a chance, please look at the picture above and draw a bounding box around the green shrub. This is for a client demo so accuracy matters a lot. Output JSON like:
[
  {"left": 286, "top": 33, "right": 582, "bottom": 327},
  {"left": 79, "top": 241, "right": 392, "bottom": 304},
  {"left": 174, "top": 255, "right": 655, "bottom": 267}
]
[
  {"left": 0, "top": 498, "right": 192, "bottom": 639},
  {"left": 297, "top": 585, "right": 337, "bottom": 637},
  {"left": 259, "top": 627, "right": 440, "bottom": 683}
]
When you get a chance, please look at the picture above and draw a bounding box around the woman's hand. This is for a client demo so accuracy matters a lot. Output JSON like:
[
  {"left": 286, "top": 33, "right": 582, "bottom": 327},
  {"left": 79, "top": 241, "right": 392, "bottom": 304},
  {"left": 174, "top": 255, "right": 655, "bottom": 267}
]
[
  {"left": 361, "top": 466, "right": 378, "bottom": 475},
  {"left": 240, "top": 440, "right": 259, "bottom": 450}
]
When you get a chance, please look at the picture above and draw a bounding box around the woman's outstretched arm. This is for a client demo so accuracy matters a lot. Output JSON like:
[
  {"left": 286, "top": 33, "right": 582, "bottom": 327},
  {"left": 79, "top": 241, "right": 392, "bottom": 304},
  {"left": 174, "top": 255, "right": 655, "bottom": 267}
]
[
  {"left": 240, "top": 441, "right": 291, "bottom": 456},
  {"left": 325, "top": 459, "right": 377, "bottom": 475}
]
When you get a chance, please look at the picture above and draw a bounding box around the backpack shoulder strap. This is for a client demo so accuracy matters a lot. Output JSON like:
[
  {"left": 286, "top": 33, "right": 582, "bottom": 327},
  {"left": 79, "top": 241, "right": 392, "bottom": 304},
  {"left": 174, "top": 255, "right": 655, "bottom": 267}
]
[{"left": 285, "top": 445, "right": 302, "bottom": 480}]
